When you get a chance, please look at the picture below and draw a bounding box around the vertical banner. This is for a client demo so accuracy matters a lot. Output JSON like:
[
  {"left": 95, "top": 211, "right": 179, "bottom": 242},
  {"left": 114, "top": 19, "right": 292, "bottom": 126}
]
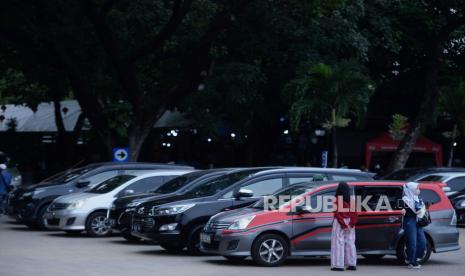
[{"left": 321, "top": 150, "right": 328, "bottom": 168}]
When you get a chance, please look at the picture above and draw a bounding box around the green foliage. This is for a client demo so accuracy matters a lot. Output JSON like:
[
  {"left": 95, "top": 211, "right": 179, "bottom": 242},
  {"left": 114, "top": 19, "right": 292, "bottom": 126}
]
[
  {"left": 438, "top": 80, "right": 465, "bottom": 136},
  {"left": 388, "top": 113, "right": 408, "bottom": 140},
  {"left": 285, "top": 60, "right": 374, "bottom": 132}
]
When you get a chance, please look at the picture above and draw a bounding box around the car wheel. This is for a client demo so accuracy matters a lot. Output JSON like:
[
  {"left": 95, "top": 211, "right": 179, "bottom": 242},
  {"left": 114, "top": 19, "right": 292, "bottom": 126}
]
[
  {"left": 187, "top": 224, "right": 205, "bottom": 255},
  {"left": 159, "top": 243, "right": 185, "bottom": 253},
  {"left": 362, "top": 254, "right": 385, "bottom": 260},
  {"left": 251, "top": 233, "right": 289, "bottom": 267},
  {"left": 85, "top": 211, "right": 112, "bottom": 237},
  {"left": 224, "top": 256, "right": 247, "bottom": 262},
  {"left": 396, "top": 237, "right": 432, "bottom": 264},
  {"left": 36, "top": 204, "right": 50, "bottom": 230},
  {"left": 122, "top": 231, "right": 142, "bottom": 243}
]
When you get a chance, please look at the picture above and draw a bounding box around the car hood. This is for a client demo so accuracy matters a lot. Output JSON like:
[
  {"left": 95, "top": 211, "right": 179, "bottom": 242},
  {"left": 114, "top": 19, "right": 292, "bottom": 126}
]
[
  {"left": 113, "top": 192, "right": 162, "bottom": 207},
  {"left": 209, "top": 207, "right": 263, "bottom": 223},
  {"left": 139, "top": 194, "right": 211, "bottom": 210},
  {"left": 54, "top": 192, "right": 100, "bottom": 203}
]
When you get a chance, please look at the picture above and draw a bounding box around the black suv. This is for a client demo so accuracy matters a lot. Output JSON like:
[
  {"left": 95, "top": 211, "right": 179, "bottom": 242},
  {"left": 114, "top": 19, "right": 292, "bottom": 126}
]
[
  {"left": 7, "top": 162, "right": 193, "bottom": 229},
  {"left": 131, "top": 167, "right": 372, "bottom": 254},
  {"left": 109, "top": 168, "right": 235, "bottom": 242}
]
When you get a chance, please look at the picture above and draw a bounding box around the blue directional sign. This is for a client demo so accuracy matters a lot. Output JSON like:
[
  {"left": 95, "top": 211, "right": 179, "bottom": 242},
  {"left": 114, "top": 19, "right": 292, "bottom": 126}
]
[{"left": 113, "top": 148, "right": 129, "bottom": 162}]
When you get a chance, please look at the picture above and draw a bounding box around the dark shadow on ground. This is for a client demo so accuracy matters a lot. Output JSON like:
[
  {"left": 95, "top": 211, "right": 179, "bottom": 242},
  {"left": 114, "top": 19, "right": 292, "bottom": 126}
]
[
  {"left": 46, "top": 232, "right": 120, "bottom": 238},
  {"left": 6, "top": 226, "right": 57, "bottom": 232},
  {"left": 106, "top": 240, "right": 150, "bottom": 246}
]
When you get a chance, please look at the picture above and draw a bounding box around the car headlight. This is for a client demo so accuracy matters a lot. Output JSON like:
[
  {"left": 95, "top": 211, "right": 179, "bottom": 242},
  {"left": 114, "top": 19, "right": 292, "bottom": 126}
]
[
  {"left": 228, "top": 215, "right": 255, "bottom": 230},
  {"left": 151, "top": 204, "right": 195, "bottom": 216},
  {"left": 66, "top": 200, "right": 86, "bottom": 210},
  {"left": 127, "top": 201, "right": 142, "bottom": 208},
  {"left": 456, "top": 200, "right": 465, "bottom": 209}
]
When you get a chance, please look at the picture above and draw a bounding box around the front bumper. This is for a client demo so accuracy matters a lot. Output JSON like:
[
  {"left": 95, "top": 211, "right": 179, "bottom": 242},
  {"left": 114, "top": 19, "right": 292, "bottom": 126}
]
[
  {"left": 43, "top": 209, "right": 88, "bottom": 231},
  {"left": 200, "top": 230, "right": 257, "bottom": 257},
  {"left": 108, "top": 207, "right": 134, "bottom": 232},
  {"left": 130, "top": 214, "right": 183, "bottom": 245}
]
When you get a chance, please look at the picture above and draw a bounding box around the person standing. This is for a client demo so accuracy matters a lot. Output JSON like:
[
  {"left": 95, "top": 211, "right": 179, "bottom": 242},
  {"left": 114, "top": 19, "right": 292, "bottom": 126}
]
[
  {"left": 0, "top": 164, "right": 12, "bottom": 215},
  {"left": 330, "top": 182, "right": 358, "bottom": 271},
  {"left": 400, "top": 182, "right": 427, "bottom": 269}
]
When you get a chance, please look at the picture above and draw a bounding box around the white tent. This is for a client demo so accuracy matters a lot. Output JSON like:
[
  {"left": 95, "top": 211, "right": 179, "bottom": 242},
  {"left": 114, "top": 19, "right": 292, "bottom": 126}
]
[{"left": 0, "top": 100, "right": 190, "bottom": 132}]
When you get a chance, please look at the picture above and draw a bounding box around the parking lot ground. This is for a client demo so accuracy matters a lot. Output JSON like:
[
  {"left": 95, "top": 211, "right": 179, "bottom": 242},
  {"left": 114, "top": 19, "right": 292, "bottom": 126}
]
[{"left": 0, "top": 216, "right": 463, "bottom": 276}]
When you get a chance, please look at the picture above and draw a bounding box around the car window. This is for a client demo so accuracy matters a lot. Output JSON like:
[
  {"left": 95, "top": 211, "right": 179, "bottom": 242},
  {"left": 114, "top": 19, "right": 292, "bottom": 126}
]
[
  {"left": 446, "top": 177, "right": 465, "bottom": 192},
  {"left": 253, "top": 184, "right": 317, "bottom": 210},
  {"left": 289, "top": 175, "right": 327, "bottom": 184},
  {"left": 87, "top": 175, "right": 136, "bottom": 194},
  {"left": 124, "top": 176, "right": 165, "bottom": 194},
  {"left": 418, "top": 175, "right": 444, "bottom": 182},
  {"left": 331, "top": 174, "right": 360, "bottom": 181},
  {"left": 239, "top": 178, "right": 284, "bottom": 197},
  {"left": 309, "top": 188, "right": 337, "bottom": 210},
  {"left": 356, "top": 186, "right": 403, "bottom": 211},
  {"left": 153, "top": 171, "right": 208, "bottom": 194},
  {"left": 85, "top": 171, "right": 119, "bottom": 186},
  {"left": 420, "top": 189, "right": 441, "bottom": 204}
]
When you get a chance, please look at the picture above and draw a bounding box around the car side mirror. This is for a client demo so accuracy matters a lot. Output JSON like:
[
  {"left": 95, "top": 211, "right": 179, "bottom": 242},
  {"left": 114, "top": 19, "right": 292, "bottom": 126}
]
[
  {"left": 76, "top": 179, "right": 91, "bottom": 188},
  {"left": 123, "top": 189, "right": 135, "bottom": 196},
  {"left": 234, "top": 188, "right": 253, "bottom": 199}
]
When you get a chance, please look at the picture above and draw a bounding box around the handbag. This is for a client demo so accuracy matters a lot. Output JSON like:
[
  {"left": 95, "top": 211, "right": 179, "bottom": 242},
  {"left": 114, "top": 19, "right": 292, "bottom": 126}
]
[{"left": 417, "top": 206, "right": 431, "bottom": 227}]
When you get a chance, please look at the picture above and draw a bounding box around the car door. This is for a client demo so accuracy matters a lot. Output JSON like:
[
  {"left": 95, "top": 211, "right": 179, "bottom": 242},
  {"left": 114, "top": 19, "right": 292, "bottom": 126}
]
[
  {"left": 291, "top": 188, "right": 336, "bottom": 254},
  {"left": 354, "top": 185, "right": 403, "bottom": 251},
  {"left": 229, "top": 175, "right": 285, "bottom": 208}
]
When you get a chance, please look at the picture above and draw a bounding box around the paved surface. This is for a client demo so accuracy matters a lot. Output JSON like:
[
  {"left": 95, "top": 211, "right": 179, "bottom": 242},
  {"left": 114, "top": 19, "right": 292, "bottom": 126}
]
[{"left": 0, "top": 216, "right": 463, "bottom": 276}]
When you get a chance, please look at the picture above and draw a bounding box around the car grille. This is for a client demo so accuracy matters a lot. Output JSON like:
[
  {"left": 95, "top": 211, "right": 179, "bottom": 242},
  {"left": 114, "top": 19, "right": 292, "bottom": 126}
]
[
  {"left": 202, "top": 241, "right": 220, "bottom": 250},
  {"left": 47, "top": 219, "right": 60, "bottom": 226},
  {"left": 204, "top": 221, "right": 230, "bottom": 232},
  {"left": 49, "top": 203, "right": 70, "bottom": 211}
]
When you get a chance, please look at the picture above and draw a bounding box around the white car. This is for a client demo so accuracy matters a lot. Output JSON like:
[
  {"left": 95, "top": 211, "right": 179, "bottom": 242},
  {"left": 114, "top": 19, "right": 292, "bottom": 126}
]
[
  {"left": 43, "top": 169, "right": 192, "bottom": 237},
  {"left": 417, "top": 172, "right": 465, "bottom": 196}
]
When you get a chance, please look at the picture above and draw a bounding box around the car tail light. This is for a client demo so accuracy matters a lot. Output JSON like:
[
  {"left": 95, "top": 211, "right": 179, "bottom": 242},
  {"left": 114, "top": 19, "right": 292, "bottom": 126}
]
[{"left": 451, "top": 211, "right": 457, "bottom": 226}]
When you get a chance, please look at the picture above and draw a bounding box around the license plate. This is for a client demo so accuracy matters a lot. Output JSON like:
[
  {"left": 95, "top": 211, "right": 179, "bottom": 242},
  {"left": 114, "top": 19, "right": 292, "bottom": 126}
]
[
  {"left": 200, "top": 233, "right": 212, "bottom": 244},
  {"left": 132, "top": 223, "right": 141, "bottom": 232}
]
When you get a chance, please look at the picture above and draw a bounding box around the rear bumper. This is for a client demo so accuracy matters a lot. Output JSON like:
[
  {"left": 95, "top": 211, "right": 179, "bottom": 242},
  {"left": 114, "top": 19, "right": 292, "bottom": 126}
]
[{"left": 200, "top": 230, "right": 256, "bottom": 257}]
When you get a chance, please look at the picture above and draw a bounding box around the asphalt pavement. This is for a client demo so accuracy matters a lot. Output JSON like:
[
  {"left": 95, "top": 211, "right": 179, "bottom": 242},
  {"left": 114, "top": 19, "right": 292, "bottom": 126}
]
[{"left": 0, "top": 216, "right": 463, "bottom": 276}]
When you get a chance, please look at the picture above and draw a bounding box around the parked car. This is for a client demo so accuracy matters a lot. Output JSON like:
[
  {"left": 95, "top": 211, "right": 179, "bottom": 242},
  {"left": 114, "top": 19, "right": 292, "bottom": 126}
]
[
  {"left": 109, "top": 168, "right": 235, "bottom": 242},
  {"left": 0, "top": 151, "right": 22, "bottom": 188},
  {"left": 7, "top": 162, "right": 193, "bottom": 229},
  {"left": 43, "top": 169, "right": 192, "bottom": 237},
  {"left": 449, "top": 192, "right": 465, "bottom": 226},
  {"left": 131, "top": 167, "right": 373, "bottom": 254},
  {"left": 415, "top": 172, "right": 465, "bottom": 196},
  {"left": 382, "top": 167, "right": 465, "bottom": 181},
  {"left": 201, "top": 181, "right": 460, "bottom": 266}
]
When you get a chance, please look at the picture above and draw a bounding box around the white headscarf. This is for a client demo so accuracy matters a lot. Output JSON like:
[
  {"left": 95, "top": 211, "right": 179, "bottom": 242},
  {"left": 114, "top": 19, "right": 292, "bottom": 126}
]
[
  {"left": 403, "top": 182, "right": 425, "bottom": 218},
  {"left": 0, "top": 164, "right": 6, "bottom": 170}
]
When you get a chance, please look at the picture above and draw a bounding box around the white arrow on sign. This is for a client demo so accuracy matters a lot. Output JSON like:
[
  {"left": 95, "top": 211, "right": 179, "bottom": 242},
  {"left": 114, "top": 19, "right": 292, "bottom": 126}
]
[{"left": 114, "top": 149, "right": 128, "bottom": 161}]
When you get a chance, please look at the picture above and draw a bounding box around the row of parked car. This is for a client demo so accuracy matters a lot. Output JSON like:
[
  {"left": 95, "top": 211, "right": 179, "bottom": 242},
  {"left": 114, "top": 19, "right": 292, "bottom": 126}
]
[{"left": 5, "top": 163, "right": 463, "bottom": 266}]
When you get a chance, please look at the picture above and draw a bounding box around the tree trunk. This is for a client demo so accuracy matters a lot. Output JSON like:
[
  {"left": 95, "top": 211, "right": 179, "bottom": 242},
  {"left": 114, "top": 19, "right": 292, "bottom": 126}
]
[
  {"left": 386, "top": 46, "right": 441, "bottom": 174},
  {"left": 332, "top": 127, "right": 338, "bottom": 168},
  {"left": 447, "top": 124, "right": 458, "bottom": 167}
]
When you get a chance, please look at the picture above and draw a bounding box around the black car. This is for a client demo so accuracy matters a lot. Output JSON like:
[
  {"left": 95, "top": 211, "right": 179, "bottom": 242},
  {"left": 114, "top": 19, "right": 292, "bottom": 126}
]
[
  {"left": 7, "top": 162, "right": 193, "bottom": 229},
  {"left": 382, "top": 167, "right": 465, "bottom": 181},
  {"left": 449, "top": 192, "right": 465, "bottom": 225},
  {"left": 108, "top": 168, "right": 235, "bottom": 242},
  {"left": 131, "top": 167, "right": 373, "bottom": 254}
]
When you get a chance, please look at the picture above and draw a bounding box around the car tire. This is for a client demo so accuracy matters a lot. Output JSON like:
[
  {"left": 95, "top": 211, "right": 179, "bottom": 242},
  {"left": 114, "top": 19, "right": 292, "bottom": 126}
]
[
  {"left": 396, "top": 236, "right": 432, "bottom": 264},
  {"left": 251, "top": 233, "right": 289, "bottom": 267},
  {"left": 85, "top": 211, "right": 112, "bottom": 237},
  {"left": 36, "top": 204, "right": 50, "bottom": 230},
  {"left": 224, "top": 256, "right": 247, "bottom": 262},
  {"left": 187, "top": 224, "right": 205, "bottom": 255},
  {"left": 159, "top": 243, "right": 185, "bottom": 253},
  {"left": 362, "top": 254, "right": 385, "bottom": 260},
  {"left": 122, "top": 231, "right": 142, "bottom": 243}
]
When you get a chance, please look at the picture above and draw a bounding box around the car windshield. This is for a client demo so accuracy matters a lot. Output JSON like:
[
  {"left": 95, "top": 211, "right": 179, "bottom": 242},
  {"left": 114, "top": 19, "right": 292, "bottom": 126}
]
[
  {"left": 383, "top": 169, "right": 419, "bottom": 180},
  {"left": 52, "top": 165, "right": 100, "bottom": 184},
  {"left": 87, "top": 175, "right": 136, "bottom": 194},
  {"left": 252, "top": 184, "right": 316, "bottom": 210},
  {"left": 184, "top": 169, "right": 265, "bottom": 198},
  {"left": 418, "top": 175, "right": 444, "bottom": 182},
  {"left": 152, "top": 171, "right": 211, "bottom": 194}
]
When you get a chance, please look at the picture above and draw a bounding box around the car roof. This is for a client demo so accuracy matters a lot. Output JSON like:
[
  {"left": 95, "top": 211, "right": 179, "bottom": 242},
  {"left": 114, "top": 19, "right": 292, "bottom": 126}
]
[
  {"left": 418, "top": 172, "right": 465, "bottom": 178},
  {"left": 79, "top": 162, "right": 195, "bottom": 170},
  {"left": 252, "top": 167, "right": 366, "bottom": 176},
  {"left": 292, "top": 180, "right": 443, "bottom": 190},
  {"left": 127, "top": 169, "right": 194, "bottom": 178}
]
